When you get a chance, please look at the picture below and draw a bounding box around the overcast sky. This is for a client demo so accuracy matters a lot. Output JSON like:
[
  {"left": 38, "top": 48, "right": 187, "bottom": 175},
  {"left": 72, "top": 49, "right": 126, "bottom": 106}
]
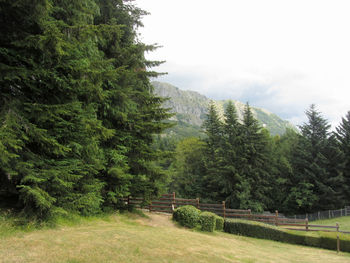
[{"left": 136, "top": 0, "right": 350, "bottom": 128}]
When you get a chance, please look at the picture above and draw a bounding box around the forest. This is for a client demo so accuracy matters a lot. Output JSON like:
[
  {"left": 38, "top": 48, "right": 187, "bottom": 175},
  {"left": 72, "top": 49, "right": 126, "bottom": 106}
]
[
  {"left": 166, "top": 102, "right": 350, "bottom": 215},
  {"left": 1, "top": 0, "right": 350, "bottom": 220}
]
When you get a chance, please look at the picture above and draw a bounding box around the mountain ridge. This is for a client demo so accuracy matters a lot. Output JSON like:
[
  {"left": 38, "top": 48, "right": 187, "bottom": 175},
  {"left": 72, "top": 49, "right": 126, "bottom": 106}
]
[{"left": 152, "top": 81, "right": 295, "bottom": 136}]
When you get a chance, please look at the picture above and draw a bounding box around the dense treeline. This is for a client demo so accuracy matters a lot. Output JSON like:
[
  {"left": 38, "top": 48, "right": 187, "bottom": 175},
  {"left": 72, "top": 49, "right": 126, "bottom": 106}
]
[
  {"left": 0, "top": 0, "right": 172, "bottom": 219},
  {"left": 169, "top": 102, "right": 350, "bottom": 214}
]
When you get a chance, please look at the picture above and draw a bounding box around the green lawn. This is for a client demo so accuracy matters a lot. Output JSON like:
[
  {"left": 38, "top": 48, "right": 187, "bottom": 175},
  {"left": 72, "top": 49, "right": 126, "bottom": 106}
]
[{"left": 1, "top": 211, "right": 350, "bottom": 263}]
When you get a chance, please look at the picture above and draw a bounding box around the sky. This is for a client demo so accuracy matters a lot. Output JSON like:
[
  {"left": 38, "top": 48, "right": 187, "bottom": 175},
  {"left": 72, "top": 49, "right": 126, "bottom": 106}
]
[{"left": 135, "top": 0, "right": 350, "bottom": 128}]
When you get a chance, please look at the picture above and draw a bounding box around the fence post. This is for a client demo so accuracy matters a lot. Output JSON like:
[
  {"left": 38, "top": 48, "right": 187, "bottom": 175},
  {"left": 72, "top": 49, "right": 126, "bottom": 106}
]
[
  {"left": 336, "top": 222, "right": 340, "bottom": 253},
  {"left": 341, "top": 209, "right": 343, "bottom": 217},
  {"left": 318, "top": 211, "right": 320, "bottom": 220},
  {"left": 346, "top": 207, "right": 348, "bottom": 217},
  {"left": 248, "top": 209, "right": 252, "bottom": 220},
  {"left": 275, "top": 210, "right": 279, "bottom": 226},
  {"left": 329, "top": 210, "right": 331, "bottom": 219},
  {"left": 305, "top": 218, "right": 309, "bottom": 231},
  {"left": 222, "top": 201, "right": 226, "bottom": 219},
  {"left": 196, "top": 198, "right": 200, "bottom": 209},
  {"left": 172, "top": 192, "right": 176, "bottom": 212}
]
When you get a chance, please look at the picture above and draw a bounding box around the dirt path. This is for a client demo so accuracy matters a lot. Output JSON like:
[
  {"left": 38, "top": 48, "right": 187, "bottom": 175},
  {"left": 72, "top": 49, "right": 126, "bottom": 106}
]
[{"left": 136, "top": 211, "right": 176, "bottom": 228}]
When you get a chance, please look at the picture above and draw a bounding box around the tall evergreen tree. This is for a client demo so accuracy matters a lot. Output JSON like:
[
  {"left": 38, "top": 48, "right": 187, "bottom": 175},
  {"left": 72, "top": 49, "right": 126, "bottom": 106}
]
[
  {"left": 0, "top": 0, "right": 171, "bottom": 217},
  {"left": 269, "top": 128, "right": 298, "bottom": 213},
  {"left": 202, "top": 102, "right": 224, "bottom": 201},
  {"left": 239, "top": 103, "right": 271, "bottom": 211},
  {"left": 335, "top": 111, "right": 350, "bottom": 203},
  {"left": 288, "top": 104, "right": 340, "bottom": 212},
  {"left": 0, "top": 0, "right": 111, "bottom": 217},
  {"left": 94, "top": 0, "right": 172, "bottom": 205},
  {"left": 221, "top": 101, "right": 243, "bottom": 208}
]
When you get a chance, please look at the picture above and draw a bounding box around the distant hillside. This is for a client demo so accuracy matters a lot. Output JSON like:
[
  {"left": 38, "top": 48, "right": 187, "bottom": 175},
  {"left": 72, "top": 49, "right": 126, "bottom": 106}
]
[{"left": 152, "top": 81, "right": 295, "bottom": 137}]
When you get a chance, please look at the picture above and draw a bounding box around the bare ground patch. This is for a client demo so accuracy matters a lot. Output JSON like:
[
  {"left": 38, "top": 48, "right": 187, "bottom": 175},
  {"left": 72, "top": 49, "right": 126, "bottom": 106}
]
[{"left": 135, "top": 211, "right": 176, "bottom": 228}]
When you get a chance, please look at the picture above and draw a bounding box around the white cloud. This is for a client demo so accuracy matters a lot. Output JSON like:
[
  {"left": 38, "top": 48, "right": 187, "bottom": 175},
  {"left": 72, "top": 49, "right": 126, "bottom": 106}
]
[{"left": 137, "top": 0, "right": 350, "bottom": 128}]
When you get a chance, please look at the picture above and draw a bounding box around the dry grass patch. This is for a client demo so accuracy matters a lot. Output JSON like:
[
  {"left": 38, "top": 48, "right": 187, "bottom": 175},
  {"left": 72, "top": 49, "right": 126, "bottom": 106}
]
[{"left": 0, "top": 211, "right": 349, "bottom": 263}]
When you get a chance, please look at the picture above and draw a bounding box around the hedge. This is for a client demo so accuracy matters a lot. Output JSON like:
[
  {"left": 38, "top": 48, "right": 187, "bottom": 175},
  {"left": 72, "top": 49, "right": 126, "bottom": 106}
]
[
  {"left": 215, "top": 215, "right": 224, "bottom": 231},
  {"left": 173, "top": 205, "right": 200, "bottom": 228},
  {"left": 224, "top": 219, "right": 350, "bottom": 252},
  {"left": 199, "top": 212, "right": 216, "bottom": 232}
]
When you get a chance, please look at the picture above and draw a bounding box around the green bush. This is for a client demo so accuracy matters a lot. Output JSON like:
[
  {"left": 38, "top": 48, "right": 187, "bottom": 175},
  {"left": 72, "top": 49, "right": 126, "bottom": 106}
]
[
  {"left": 224, "top": 219, "right": 350, "bottom": 252},
  {"left": 199, "top": 212, "right": 216, "bottom": 232},
  {"left": 215, "top": 215, "right": 224, "bottom": 231},
  {"left": 172, "top": 205, "right": 200, "bottom": 228}
]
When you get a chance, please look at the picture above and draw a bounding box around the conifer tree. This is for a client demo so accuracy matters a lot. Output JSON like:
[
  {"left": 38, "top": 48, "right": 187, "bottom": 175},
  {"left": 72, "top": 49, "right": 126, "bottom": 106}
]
[
  {"left": 202, "top": 102, "right": 224, "bottom": 201},
  {"left": 221, "top": 101, "right": 243, "bottom": 208},
  {"left": 270, "top": 128, "right": 298, "bottom": 213},
  {"left": 335, "top": 111, "right": 350, "bottom": 203},
  {"left": 288, "top": 104, "right": 340, "bottom": 212},
  {"left": 239, "top": 103, "right": 271, "bottom": 211},
  {"left": 0, "top": 0, "right": 111, "bottom": 217},
  {"left": 93, "top": 0, "right": 172, "bottom": 205},
  {"left": 0, "top": 0, "right": 171, "bottom": 217}
]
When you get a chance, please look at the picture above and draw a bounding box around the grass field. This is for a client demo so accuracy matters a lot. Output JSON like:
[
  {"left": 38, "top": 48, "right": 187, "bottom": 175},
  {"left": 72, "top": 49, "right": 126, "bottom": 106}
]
[{"left": 1, "top": 211, "right": 350, "bottom": 263}]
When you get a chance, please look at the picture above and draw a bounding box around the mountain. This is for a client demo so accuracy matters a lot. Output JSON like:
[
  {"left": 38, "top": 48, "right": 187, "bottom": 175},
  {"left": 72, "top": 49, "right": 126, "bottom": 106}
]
[{"left": 152, "top": 81, "right": 296, "bottom": 137}]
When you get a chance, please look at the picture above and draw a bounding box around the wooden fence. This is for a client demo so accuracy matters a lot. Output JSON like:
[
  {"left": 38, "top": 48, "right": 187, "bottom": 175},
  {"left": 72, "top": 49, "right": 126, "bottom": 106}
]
[
  {"left": 123, "top": 192, "right": 250, "bottom": 218},
  {"left": 122, "top": 193, "right": 349, "bottom": 235},
  {"left": 122, "top": 193, "right": 348, "bottom": 252}
]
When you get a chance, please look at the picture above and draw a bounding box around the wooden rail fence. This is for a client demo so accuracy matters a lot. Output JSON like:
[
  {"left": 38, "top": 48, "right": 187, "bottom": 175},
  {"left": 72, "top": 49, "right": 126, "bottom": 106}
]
[{"left": 122, "top": 193, "right": 349, "bottom": 237}]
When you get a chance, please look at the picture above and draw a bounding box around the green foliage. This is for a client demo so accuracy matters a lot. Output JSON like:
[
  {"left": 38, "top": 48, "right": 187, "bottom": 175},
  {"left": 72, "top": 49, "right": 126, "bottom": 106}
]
[
  {"left": 169, "top": 137, "right": 206, "bottom": 198},
  {"left": 215, "top": 215, "right": 224, "bottom": 231},
  {"left": 199, "top": 211, "right": 216, "bottom": 232},
  {"left": 224, "top": 219, "right": 350, "bottom": 252},
  {"left": 0, "top": 0, "right": 171, "bottom": 219},
  {"left": 172, "top": 205, "right": 200, "bottom": 228}
]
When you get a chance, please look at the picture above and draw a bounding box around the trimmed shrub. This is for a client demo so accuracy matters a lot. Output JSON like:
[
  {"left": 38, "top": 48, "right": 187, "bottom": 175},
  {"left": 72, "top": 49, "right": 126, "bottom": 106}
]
[
  {"left": 173, "top": 205, "right": 200, "bottom": 228},
  {"left": 215, "top": 215, "right": 224, "bottom": 231},
  {"left": 199, "top": 212, "right": 216, "bottom": 232},
  {"left": 224, "top": 219, "right": 350, "bottom": 252}
]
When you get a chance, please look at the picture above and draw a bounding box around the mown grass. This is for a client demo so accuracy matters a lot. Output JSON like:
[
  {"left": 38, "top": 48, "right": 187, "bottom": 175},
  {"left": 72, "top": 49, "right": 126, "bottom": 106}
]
[{"left": 0, "top": 211, "right": 350, "bottom": 263}]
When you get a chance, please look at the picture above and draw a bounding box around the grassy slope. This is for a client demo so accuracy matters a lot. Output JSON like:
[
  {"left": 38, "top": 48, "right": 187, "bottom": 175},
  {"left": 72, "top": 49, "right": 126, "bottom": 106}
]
[{"left": 0, "top": 212, "right": 350, "bottom": 263}]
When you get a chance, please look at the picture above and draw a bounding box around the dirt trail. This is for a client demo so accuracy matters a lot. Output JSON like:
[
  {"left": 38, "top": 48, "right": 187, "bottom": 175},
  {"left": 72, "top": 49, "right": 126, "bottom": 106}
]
[{"left": 137, "top": 211, "right": 176, "bottom": 228}]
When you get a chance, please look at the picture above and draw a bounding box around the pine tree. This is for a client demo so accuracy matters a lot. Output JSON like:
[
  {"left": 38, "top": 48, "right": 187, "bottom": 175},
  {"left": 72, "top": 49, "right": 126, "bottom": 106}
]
[
  {"left": 270, "top": 128, "right": 298, "bottom": 213},
  {"left": 288, "top": 104, "right": 340, "bottom": 212},
  {"left": 0, "top": 0, "right": 171, "bottom": 217},
  {"left": 285, "top": 133, "right": 317, "bottom": 213},
  {"left": 221, "top": 101, "right": 243, "bottom": 208},
  {"left": 94, "top": 0, "right": 173, "bottom": 205},
  {"left": 239, "top": 103, "right": 271, "bottom": 211},
  {"left": 335, "top": 111, "right": 350, "bottom": 203},
  {"left": 202, "top": 102, "right": 224, "bottom": 201}
]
